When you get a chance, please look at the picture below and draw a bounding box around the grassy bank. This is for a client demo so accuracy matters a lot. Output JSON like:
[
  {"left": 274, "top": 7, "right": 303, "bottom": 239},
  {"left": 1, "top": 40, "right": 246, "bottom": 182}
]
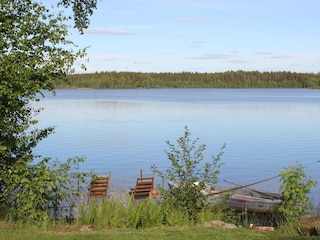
[{"left": 0, "top": 222, "right": 306, "bottom": 240}]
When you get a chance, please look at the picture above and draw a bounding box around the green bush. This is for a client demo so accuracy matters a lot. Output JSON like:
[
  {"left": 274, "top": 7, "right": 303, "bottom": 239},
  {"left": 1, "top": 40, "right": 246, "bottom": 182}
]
[
  {"left": 278, "top": 161, "right": 317, "bottom": 230},
  {"left": 152, "top": 126, "right": 226, "bottom": 222},
  {"left": 0, "top": 156, "right": 93, "bottom": 224}
]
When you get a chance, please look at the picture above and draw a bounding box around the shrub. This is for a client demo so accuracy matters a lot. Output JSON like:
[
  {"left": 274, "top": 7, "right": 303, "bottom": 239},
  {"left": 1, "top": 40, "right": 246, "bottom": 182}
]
[
  {"left": 278, "top": 161, "right": 317, "bottom": 230},
  {"left": 0, "top": 157, "right": 93, "bottom": 224},
  {"left": 151, "top": 126, "right": 226, "bottom": 222}
]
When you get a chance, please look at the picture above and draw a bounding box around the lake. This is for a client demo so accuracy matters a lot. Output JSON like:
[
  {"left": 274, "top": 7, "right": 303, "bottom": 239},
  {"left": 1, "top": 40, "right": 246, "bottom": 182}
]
[{"left": 33, "top": 88, "right": 320, "bottom": 199}]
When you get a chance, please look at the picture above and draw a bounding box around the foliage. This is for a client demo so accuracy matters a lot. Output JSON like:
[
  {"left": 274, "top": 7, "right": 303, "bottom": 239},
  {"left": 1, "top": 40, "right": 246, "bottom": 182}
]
[
  {"left": 151, "top": 126, "right": 226, "bottom": 221},
  {"left": 57, "top": 0, "right": 98, "bottom": 32},
  {"left": 54, "top": 71, "right": 320, "bottom": 89},
  {"left": 78, "top": 198, "right": 162, "bottom": 229},
  {"left": 0, "top": 157, "right": 93, "bottom": 223},
  {"left": 0, "top": 0, "right": 96, "bottom": 222},
  {"left": 77, "top": 197, "right": 223, "bottom": 229},
  {"left": 278, "top": 162, "right": 317, "bottom": 229}
]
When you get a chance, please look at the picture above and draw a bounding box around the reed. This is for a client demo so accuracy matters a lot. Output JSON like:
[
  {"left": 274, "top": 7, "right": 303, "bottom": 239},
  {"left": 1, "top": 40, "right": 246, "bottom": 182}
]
[{"left": 76, "top": 197, "right": 231, "bottom": 229}]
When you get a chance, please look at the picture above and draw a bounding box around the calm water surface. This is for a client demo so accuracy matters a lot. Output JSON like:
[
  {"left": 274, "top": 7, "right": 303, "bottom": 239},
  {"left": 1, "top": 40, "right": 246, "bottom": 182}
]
[{"left": 33, "top": 89, "right": 320, "bottom": 197}]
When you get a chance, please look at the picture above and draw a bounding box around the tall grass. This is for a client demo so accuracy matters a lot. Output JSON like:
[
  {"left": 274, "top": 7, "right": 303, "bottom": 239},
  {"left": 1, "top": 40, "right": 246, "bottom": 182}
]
[
  {"left": 76, "top": 198, "right": 296, "bottom": 230},
  {"left": 2, "top": 197, "right": 318, "bottom": 238},
  {"left": 76, "top": 197, "right": 226, "bottom": 229},
  {"left": 75, "top": 197, "right": 285, "bottom": 231}
]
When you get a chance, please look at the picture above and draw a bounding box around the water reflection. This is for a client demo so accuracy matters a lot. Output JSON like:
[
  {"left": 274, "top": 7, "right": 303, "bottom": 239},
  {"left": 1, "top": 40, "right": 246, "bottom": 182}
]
[{"left": 34, "top": 89, "right": 320, "bottom": 196}]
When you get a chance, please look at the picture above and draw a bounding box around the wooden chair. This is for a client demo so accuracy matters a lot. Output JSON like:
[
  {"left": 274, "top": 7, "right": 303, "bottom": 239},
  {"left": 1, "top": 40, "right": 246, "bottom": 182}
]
[
  {"left": 130, "top": 177, "right": 154, "bottom": 202},
  {"left": 88, "top": 176, "right": 109, "bottom": 204}
]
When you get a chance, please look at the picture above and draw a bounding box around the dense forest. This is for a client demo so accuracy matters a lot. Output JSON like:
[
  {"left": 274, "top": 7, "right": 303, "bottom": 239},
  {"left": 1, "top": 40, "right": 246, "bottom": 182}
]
[{"left": 54, "top": 71, "right": 320, "bottom": 89}]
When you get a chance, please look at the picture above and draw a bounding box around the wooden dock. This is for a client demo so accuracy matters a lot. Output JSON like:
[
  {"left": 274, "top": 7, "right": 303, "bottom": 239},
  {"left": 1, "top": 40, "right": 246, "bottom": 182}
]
[{"left": 108, "top": 190, "right": 132, "bottom": 203}]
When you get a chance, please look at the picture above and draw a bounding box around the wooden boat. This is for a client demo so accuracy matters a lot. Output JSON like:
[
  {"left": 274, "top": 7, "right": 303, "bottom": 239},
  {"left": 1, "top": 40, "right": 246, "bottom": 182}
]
[
  {"left": 206, "top": 184, "right": 282, "bottom": 213},
  {"left": 168, "top": 181, "right": 282, "bottom": 213}
]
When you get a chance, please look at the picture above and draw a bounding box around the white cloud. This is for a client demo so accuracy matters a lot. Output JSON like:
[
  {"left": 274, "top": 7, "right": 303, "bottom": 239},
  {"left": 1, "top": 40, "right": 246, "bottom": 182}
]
[
  {"left": 255, "top": 51, "right": 273, "bottom": 55},
  {"left": 83, "top": 28, "right": 136, "bottom": 35},
  {"left": 177, "top": 18, "right": 210, "bottom": 23},
  {"left": 271, "top": 55, "right": 292, "bottom": 59},
  {"left": 191, "top": 53, "right": 234, "bottom": 60},
  {"left": 192, "top": 40, "right": 208, "bottom": 44}
]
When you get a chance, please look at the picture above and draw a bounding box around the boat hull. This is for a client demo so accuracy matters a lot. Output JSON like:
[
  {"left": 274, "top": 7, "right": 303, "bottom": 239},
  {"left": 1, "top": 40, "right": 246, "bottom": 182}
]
[
  {"left": 207, "top": 185, "right": 281, "bottom": 213},
  {"left": 168, "top": 181, "right": 281, "bottom": 213},
  {"left": 210, "top": 194, "right": 280, "bottom": 213}
]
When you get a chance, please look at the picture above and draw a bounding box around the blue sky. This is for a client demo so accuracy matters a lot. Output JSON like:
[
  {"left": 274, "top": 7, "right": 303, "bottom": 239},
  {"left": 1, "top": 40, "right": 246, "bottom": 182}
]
[{"left": 69, "top": 0, "right": 320, "bottom": 73}]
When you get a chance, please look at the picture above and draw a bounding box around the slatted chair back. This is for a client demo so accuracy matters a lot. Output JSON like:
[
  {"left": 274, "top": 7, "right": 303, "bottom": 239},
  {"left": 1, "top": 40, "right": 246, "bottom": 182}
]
[
  {"left": 88, "top": 176, "right": 109, "bottom": 204},
  {"left": 131, "top": 177, "right": 154, "bottom": 202}
]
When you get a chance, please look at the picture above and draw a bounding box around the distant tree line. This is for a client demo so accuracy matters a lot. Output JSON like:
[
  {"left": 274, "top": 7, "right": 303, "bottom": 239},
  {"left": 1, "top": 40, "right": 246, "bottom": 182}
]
[{"left": 54, "top": 71, "right": 320, "bottom": 89}]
